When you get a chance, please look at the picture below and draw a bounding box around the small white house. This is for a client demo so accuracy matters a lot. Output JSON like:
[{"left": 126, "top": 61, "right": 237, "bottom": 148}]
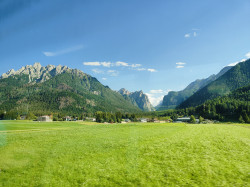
[
  {"left": 37, "top": 116, "right": 52, "bottom": 122},
  {"left": 140, "top": 118, "right": 148, "bottom": 123},
  {"left": 86, "top": 117, "right": 96, "bottom": 122}
]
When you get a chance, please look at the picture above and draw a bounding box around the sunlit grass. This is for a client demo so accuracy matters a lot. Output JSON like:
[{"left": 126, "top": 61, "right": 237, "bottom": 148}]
[{"left": 0, "top": 121, "right": 249, "bottom": 186}]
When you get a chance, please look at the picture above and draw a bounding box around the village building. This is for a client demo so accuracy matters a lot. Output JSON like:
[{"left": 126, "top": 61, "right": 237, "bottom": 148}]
[
  {"left": 37, "top": 115, "right": 52, "bottom": 122},
  {"left": 140, "top": 118, "right": 148, "bottom": 123},
  {"left": 85, "top": 117, "right": 96, "bottom": 122},
  {"left": 176, "top": 117, "right": 190, "bottom": 122}
]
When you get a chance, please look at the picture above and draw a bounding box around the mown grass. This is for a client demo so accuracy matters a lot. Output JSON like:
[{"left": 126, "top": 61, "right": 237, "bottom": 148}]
[{"left": 0, "top": 121, "right": 249, "bottom": 186}]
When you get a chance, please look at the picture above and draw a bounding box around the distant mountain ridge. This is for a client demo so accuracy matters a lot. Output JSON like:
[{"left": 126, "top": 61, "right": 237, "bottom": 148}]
[
  {"left": 0, "top": 63, "right": 141, "bottom": 115},
  {"left": 157, "top": 66, "right": 232, "bottom": 110},
  {"left": 178, "top": 59, "right": 250, "bottom": 108},
  {"left": 118, "top": 88, "right": 155, "bottom": 111}
]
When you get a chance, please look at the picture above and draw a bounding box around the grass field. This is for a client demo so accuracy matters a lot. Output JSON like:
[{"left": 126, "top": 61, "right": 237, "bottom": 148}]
[{"left": 0, "top": 121, "right": 249, "bottom": 186}]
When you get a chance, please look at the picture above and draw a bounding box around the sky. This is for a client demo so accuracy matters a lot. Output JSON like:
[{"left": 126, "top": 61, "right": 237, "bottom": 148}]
[{"left": 1, "top": 0, "right": 250, "bottom": 106}]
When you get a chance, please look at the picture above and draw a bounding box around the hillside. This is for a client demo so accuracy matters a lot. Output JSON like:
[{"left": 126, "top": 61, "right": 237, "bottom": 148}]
[
  {"left": 194, "top": 84, "right": 250, "bottom": 121},
  {"left": 0, "top": 63, "right": 141, "bottom": 116},
  {"left": 157, "top": 66, "right": 232, "bottom": 110},
  {"left": 178, "top": 59, "right": 250, "bottom": 108},
  {"left": 118, "top": 88, "right": 155, "bottom": 111}
]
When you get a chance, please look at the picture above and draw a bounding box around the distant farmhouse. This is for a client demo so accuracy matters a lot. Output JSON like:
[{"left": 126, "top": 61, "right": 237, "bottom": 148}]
[
  {"left": 85, "top": 117, "right": 96, "bottom": 122},
  {"left": 37, "top": 116, "right": 52, "bottom": 122},
  {"left": 176, "top": 117, "right": 199, "bottom": 123},
  {"left": 176, "top": 117, "right": 190, "bottom": 122},
  {"left": 140, "top": 118, "right": 148, "bottom": 123}
]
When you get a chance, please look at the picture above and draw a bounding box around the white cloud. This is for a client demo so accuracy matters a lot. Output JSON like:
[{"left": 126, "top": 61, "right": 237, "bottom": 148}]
[
  {"left": 43, "top": 45, "right": 83, "bottom": 57},
  {"left": 193, "top": 32, "right": 197, "bottom": 37},
  {"left": 107, "top": 70, "right": 119, "bottom": 76},
  {"left": 84, "top": 62, "right": 101, "bottom": 66},
  {"left": 148, "top": 68, "right": 157, "bottom": 72},
  {"left": 176, "top": 65, "right": 185, "bottom": 68},
  {"left": 102, "top": 78, "right": 107, "bottom": 80},
  {"left": 146, "top": 89, "right": 171, "bottom": 106},
  {"left": 146, "top": 93, "right": 164, "bottom": 106},
  {"left": 176, "top": 62, "right": 186, "bottom": 65},
  {"left": 115, "top": 61, "right": 129, "bottom": 67},
  {"left": 184, "top": 34, "right": 191, "bottom": 38},
  {"left": 92, "top": 69, "right": 103, "bottom": 74},
  {"left": 245, "top": 52, "right": 250, "bottom": 58},
  {"left": 43, "top": 52, "right": 55, "bottom": 57}
]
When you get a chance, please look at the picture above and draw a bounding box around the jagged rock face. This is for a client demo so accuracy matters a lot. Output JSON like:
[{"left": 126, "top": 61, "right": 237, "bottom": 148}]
[
  {"left": 1, "top": 62, "right": 83, "bottom": 83},
  {"left": 118, "top": 88, "right": 130, "bottom": 96},
  {"left": 118, "top": 88, "right": 155, "bottom": 111}
]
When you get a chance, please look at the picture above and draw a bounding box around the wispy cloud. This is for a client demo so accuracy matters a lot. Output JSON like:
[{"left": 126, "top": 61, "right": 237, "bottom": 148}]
[
  {"left": 176, "top": 65, "right": 185, "bottom": 68},
  {"left": 107, "top": 70, "right": 119, "bottom": 76},
  {"left": 176, "top": 62, "right": 186, "bottom": 68},
  {"left": 83, "top": 61, "right": 157, "bottom": 73},
  {"left": 102, "top": 78, "right": 107, "bottom": 80},
  {"left": 176, "top": 62, "right": 186, "bottom": 65},
  {"left": 84, "top": 62, "right": 101, "bottom": 66},
  {"left": 116, "top": 61, "right": 129, "bottom": 67},
  {"left": 131, "top": 64, "right": 141, "bottom": 68},
  {"left": 184, "top": 30, "right": 199, "bottom": 38},
  {"left": 102, "top": 62, "right": 112, "bottom": 67},
  {"left": 43, "top": 45, "right": 83, "bottom": 57},
  {"left": 137, "top": 68, "right": 146, "bottom": 71},
  {"left": 92, "top": 69, "right": 103, "bottom": 74},
  {"left": 147, "top": 68, "right": 157, "bottom": 72}
]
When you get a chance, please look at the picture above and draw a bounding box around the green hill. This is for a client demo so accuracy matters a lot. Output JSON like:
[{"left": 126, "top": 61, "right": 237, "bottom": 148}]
[
  {"left": 178, "top": 59, "right": 250, "bottom": 109},
  {"left": 194, "top": 84, "right": 250, "bottom": 122}
]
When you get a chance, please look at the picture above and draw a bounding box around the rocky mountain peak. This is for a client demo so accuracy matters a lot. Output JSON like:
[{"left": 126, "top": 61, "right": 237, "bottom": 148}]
[
  {"left": 118, "top": 88, "right": 131, "bottom": 96},
  {"left": 33, "top": 62, "right": 42, "bottom": 70},
  {"left": 1, "top": 62, "right": 73, "bottom": 83},
  {"left": 118, "top": 88, "right": 155, "bottom": 111}
]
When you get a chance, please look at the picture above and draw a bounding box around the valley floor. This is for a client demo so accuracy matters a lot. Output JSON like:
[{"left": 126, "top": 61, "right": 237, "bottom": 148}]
[{"left": 0, "top": 121, "right": 249, "bottom": 186}]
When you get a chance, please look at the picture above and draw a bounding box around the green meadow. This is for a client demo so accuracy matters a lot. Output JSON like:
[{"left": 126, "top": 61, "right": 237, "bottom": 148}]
[{"left": 0, "top": 121, "right": 249, "bottom": 186}]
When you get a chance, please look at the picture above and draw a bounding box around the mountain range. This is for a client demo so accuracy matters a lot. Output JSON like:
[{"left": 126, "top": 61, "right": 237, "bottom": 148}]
[
  {"left": 178, "top": 59, "right": 250, "bottom": 108},
  {"left": 157, "top": 66, "right": 232, "bottom": 110},
  {"left": 0, "top": 63, "right": 146, "bottom": 115}
]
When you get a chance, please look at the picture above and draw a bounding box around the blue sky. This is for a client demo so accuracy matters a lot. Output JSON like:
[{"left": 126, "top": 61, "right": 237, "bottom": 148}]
[{"left": 1, "top": 0, "right": 250, "bottom": 105}]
